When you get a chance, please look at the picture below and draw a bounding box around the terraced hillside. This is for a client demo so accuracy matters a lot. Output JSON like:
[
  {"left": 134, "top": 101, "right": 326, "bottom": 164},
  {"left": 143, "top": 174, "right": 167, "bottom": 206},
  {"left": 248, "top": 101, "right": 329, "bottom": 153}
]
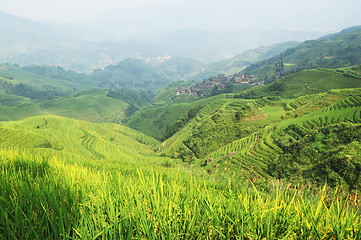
[
  {"left": 0, "top": 115, "right": 163, "bottom": 168},
  {"left": 126, "top": 66, "right": 360, "bottom": 170},
  {"left": 159, "top": 95, "right": 290, "bottom": 162},
  {"left": 201, "top": 88, "right": 361, "bottom": 188},
  {"left": 125, "top": 94, "right": 228, "bottom": 140},
  {"left": 0, "top": 90, "right": 129, "bottom": 123},
  {"left": 236, "top": 67, "right": 361, "bottom": 99}
]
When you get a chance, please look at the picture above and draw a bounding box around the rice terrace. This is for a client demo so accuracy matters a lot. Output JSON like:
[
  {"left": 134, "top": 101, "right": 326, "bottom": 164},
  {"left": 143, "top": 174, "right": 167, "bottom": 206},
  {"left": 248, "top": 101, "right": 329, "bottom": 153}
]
[{"left": 0, "top": 1, "right": 361, "bottom": 239}]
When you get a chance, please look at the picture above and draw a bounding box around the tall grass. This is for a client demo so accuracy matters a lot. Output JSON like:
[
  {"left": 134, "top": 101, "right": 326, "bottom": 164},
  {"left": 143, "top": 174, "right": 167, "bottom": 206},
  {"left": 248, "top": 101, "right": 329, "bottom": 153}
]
[{"left": 0, "top": 150, "right": 360, "bottom": 239}]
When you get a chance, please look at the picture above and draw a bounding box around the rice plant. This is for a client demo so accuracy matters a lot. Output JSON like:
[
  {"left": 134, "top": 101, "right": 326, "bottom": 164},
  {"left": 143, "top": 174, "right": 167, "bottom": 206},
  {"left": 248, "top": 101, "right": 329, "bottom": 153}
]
[{"left": 1, "top": 150, "right": 359, "bottom": 239}]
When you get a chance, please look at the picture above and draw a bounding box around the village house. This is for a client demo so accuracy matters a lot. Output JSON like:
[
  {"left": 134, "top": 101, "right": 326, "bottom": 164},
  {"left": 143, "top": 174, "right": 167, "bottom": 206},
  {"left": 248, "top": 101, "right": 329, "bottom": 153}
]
[
  {"left": 176, "top": 87, "right": 188, "bottom": 95},
  {"left": 241, "top": 79, "right": 252, "bottom": 84},
  {"left": 176, "top": 72, "right": 258, "bottom": 97},
  {"left": 252, "top": 80, "right": 264, "bottom": 86}
]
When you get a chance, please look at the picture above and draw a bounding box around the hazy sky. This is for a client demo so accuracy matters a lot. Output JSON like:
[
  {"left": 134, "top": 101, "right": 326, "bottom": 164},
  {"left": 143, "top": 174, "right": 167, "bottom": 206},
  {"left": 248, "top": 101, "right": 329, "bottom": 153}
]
[
  {"left": 0, "top": 0, "right": 178, "bottom": 21},
  {"left": 0, "top": 0, "right": 360, "bottom": 31}
]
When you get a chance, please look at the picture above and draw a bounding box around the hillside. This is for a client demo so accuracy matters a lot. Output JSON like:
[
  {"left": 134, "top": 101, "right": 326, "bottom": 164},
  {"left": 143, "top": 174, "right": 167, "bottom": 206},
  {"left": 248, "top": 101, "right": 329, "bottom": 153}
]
[
  {"left": 242, "top": 26, "right": 361, "bottom": 81},
  {"left": 0, "top": 90, "right": 129, "bottom": 123},
  {"left": 153, "top": 86, "right": 361, "bottom": 188},
  {"left": 2, "top": 4, "right": 361, "bottom": 239},
  {"left": 90, "top": 58, "right": 176, "bottom": 92},
  {"left": 0, "top": 64, "right": 93, "bottom": 96},
  {"left": 127, "top": 65, "right": 361, "bottom": 141},
  {"left": 235, "top": 66, "right": 361, "bottom": 99},
  {"left": 123, "top": 66, "right": 361, "bottom": 190},
  {"left": 125, "top": 94, "right": 228, "bottom": 140},
  {"left": 202, "top": 88, "right": 361, "bottom": 188},
  {"left": 192, "top": 41, "right": 300, "bottom": 81},
  {"left": 0, "top": 60, "right": 187, "bottom": 103},
  {"left": 156, "top": 56, "right": 205, "bottom": 80},
  {"left": 0, "top": 115, "right": 160, "bottom": 165}
]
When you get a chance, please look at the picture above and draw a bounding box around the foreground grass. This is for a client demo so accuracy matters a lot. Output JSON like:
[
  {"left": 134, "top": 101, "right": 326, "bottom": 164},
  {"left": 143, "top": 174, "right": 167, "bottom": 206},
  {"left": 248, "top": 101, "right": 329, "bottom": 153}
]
[{"left": 0, "top": 150, "right": 360, "bottom": 239}]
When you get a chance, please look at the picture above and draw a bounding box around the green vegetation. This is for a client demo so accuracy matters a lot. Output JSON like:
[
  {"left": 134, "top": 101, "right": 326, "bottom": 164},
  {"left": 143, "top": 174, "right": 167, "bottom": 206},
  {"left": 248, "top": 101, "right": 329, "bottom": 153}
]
[
  {"left": 151, "top": 80, "right": 197, "bottom": 105},
  {"left": 192, "top": 41, "right": 299, "bottom": 81},
  {"left": 22, "top": 65, "right": 92, "bottom": 85},
  {"left": 2, "top": 26, "right": 361, "bottom": 239},
  {"left": 1, "top": 83, "right": 361, "bottom": 239},
  {"left": 127, "top": 66, "right": 361, "bottom": 173},
  {"left": 125, "top": 102, "right": 194, "bottom": 140},
  {"left": 235, "top": 68, "right": 361, "bottom": 99},
  {"left": 125, "top": 94, "right": 228, "bottom": 140},
  {"left": 90, "top": 58, "right": 174, "bottom": 93},
  {"left": 0, "top": 90, "right": 129, "bottom": 123},
  {"left": 0, "top": 115, "right": 160, "bottom": 169},
  {"left": 158, "top": 56, "right": 205, "bottom": 80},
  {"left": 242, "top": 26, "right": 361, "bottom": 81},
  {"left": 1, "top": 145, "right": 360, "bottom": 239},
  {"left": 199, "top": 88, "right": 361, "bottom": 190},
  {"left": 270, "top": 122, "right": 361, "bottom": 189},
  {"left": 0, "top": 64, "right": 92, "bottom": 94}
]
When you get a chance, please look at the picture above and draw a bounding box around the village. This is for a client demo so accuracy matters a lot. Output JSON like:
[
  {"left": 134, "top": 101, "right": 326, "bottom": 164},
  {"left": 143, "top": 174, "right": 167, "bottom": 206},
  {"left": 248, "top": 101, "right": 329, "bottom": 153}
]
[{"left": 177, "top": 73, "right": 264, "bottom": 96}]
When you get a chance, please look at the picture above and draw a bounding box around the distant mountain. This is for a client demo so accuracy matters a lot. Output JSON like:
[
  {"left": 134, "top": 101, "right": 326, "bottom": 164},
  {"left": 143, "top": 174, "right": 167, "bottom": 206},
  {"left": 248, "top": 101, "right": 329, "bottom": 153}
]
[
  {"left": 191, "top": 41, "right": 300, "bottom": 81},
  {"left": 90, "top": 58, "right": 174, "bottom": 92},
  {"left": 0, "top": 63, "right": 94, "bottom": 96},
  {"left": 0, "top": 10, "right": 327, "bottom": 72},
  {"left": 147, "top": 28, "right": 323, "bottom": 63},
  {"left": 0, "top": 10, "right": 169, "bottom": 72},
  {"left": 242, "top": 26, "right": 361, "bottom": 81},
  {"left": 156, "top": 57, "right": 205, "bottom": 80},
  {"left": 0, "top": 57, "right": 203, "bottom": 101},
  {"left": 209, "top": 42, "right": 300, "bottom": 71}
]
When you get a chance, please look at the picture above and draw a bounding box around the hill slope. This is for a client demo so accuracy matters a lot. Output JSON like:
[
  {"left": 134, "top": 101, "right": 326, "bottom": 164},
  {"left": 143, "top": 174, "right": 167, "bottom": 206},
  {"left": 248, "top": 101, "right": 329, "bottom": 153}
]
[
  {"left": 0, "top": 115, "right": 160, "bottom": 165},
  {"left": 236, "top": 66, "right": 361, "bottom": 99},
  {"left": 127, "top": 65, "right": 361, "bottom": 142},
  {"left": 125, "top": 66, "right": 361, "bottom": 189},
  {"left": 192, "top": 41, "right": 300, "bottom": 80},
  {"left": 202, "top": 88, "right": 361, "bottom": 188},
  {"left": 0, "top": 64, "right": 93, "bottom": 95},
  {"left": 242, "top": 26, "right": 361, "bottom": 81},
  {"left": 90, "top": 58, "right": 176, "bottom": 92},
  {"left": 0, "top": 90, "right": 129, "bottom": 123}
]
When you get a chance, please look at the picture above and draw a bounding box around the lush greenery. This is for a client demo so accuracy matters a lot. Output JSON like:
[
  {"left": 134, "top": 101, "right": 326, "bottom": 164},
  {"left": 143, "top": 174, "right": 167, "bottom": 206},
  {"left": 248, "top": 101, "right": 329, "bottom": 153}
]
[
  {"left": 22, "top": 65, "right": 91, "bottom": 85},
  {"left": 241, "top": 26, "right": 361, "bottom": 82},
  {"left": 196, "top": 88, "right": 361, "bottom": 190},
  {"left": 90, "top": 58, "right": 174, "bottom": 93},
  {"left": 192, "top": 41, "right": 299, "bottom": 81},
  {"left": 1, "top": 147, "right": 360, "bottom": 239},
  {"left": 270, "top": 122, "right": 361, "bottom": 189},
  {"left": 235, "top": 68, "right": 361, "bottom": 99},
  {"left": 107, "top": 88, "right": 152, "bottom": 116},
  {"left": 129, "top": 65, "right": 361, "bottom": 192},
  {"left": 2, "top": 26, "right": 361, "bottom": 239},
  {"left": 1, "top": 80, "right": 361, "bottom": 239},
  {"left": 0, "top": 90, "right": 129, "bottom": 123},
  {"left": 0, "top": 64, "right": 92, "bottom": 94}
]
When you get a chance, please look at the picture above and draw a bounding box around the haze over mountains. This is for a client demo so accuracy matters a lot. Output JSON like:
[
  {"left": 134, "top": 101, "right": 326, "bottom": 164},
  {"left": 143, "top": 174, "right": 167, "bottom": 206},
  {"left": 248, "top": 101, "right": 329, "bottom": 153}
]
[{"left": 0, "top": 7, "right": 328, "bottom": 72}]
